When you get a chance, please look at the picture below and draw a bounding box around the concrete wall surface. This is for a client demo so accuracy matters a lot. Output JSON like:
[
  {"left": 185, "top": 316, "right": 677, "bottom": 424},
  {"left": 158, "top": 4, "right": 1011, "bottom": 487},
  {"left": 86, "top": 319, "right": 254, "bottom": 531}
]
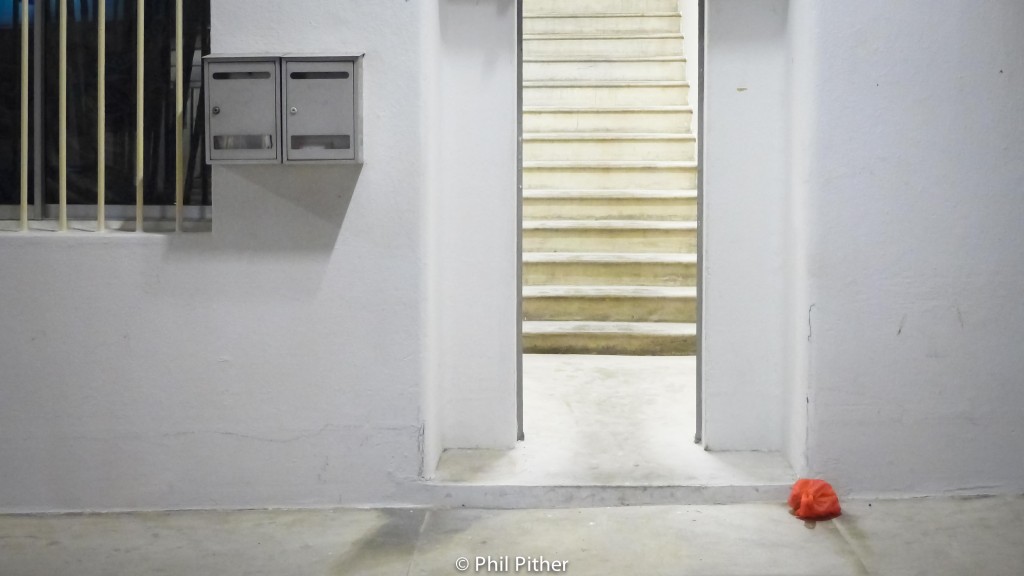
[
  {"left": 703, "top": 0, "right": 1024, "bottom": 496},
  {"left": 1, "top": 0, "right": 1022, "bottom": 512},
  {"left": 0, "top": 0, "right": 519, "bottom": 512},
  {"left": 794, "top": 0, "right": 1024, "bottom": 495},
  {"left": 701, "top": 0, "right": 789, "bottom": 451}
]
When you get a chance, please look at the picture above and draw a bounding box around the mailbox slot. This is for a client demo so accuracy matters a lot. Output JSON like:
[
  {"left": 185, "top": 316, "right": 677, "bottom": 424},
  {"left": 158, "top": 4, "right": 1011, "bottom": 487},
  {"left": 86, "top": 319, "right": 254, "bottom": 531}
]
[
  {"left": 205, "top": 58, "right": 281, "bottom": 164},
  {"left": 283, "top": 57, "right": 362, "bottom": 164}
]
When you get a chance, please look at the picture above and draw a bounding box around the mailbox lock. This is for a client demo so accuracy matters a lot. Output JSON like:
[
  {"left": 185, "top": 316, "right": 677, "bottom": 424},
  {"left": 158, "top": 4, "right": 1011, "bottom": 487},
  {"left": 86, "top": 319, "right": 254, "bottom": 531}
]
[
  {"left": 290, "top": 106, "right": 298, "bottom": 115},
  {"left": 212, "top": 106, "right": 221, "bottom": 115}
]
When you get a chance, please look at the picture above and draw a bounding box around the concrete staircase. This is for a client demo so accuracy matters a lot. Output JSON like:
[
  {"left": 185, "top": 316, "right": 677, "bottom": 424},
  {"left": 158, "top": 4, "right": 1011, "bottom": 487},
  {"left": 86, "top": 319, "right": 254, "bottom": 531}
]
[{"left": 522, "top": 0, "right": 697, "bottom": 355}]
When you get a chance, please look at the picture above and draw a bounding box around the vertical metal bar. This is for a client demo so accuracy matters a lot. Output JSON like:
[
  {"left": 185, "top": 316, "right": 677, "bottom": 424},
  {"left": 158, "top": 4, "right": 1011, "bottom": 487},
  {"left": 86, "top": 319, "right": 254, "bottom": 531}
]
[
  {"left": 694, "top": 0, "right": 705, "bottom": 445},
  {"left": 515, "top": 0, "right": 524, "bottom": 442},
  {"left": 174, "top": 0, "right": 183, "bottom": 231},
  {"left": 97, "top": 0, "right": 106, "bottom": 231},
  {"left": 32, "top": 0, "right": 43, "bottom": 221},
  {"left": 20, "top": 0, "right": 29, "bottom": 230},
  {"left": 58, "top": 0, "right": 68, "bottom": 231},
  {"left": 136, "top": 0, "right": 144, "bottom": 231}
]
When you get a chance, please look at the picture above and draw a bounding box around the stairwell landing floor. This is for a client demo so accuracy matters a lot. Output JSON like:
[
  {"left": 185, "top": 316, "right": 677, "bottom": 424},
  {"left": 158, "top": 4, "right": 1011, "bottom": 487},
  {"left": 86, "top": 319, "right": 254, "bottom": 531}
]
[{"left": 434, "top": 354, "right": 794, "bottom": 490}]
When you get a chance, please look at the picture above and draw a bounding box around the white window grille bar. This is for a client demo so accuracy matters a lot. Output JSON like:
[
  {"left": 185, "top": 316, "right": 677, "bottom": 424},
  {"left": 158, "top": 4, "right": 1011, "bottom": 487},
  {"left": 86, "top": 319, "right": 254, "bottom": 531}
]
[
  {"left": 32, "top": 0, "right": 42, "bottom": 222},
  {"left": 136, "top": 0, "right": 145, "bottom": 231},
  {"left": 175, "top": 0, "right": 184, "bottom": 232},
  {"left": 20, "top": 0, "right": 29, "bottom": 230},
  {"left": 97, "top": 0, "right": 106, "bottom": 231},
  {"left": 58, "top": 0, "right": 68, "bottom": 231}
]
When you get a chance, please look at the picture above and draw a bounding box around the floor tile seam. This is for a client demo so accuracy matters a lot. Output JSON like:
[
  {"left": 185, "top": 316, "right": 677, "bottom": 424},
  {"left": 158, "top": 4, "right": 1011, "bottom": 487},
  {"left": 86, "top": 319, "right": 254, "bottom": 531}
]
[
  {"left": 404, "top": 508, "right": 433, "bottom": 576},
  {"left": 831, "top": 516, "right": 876, "bottom": 576}
]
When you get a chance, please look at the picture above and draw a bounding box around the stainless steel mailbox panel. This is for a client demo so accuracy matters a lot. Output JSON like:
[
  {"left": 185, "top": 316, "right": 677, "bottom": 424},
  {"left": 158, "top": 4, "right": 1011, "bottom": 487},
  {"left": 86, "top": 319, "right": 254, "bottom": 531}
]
[
  {"left": 205, "top": 58, "right": 281, "bottom": 163},
  {"left": 283, "top": 58, "right": 362, "bottom": 163}
]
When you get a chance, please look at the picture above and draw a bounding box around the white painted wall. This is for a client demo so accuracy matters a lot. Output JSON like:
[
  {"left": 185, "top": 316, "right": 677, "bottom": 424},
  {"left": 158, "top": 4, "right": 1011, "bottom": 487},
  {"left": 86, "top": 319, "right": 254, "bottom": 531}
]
[
  {"left": 705, "top": 0, "right": 1024, "bottom": 493},
  {"left": 3, "top": 0, "right": 1021, "bottom": 512},
  {"left": 782, "top": 0, "right": 815, "bottom": 477},
  {"left": 700, "top": 0, "right": 789, "bottom": 451},
  {"left": 431, "top": 0, "right": 520, "bottom": 452},
  {"left": 797, "top": 0, "right": 1024, "bottom": 495},
  {"left": 0, "top": 0, "right": 519, "bottom": 512}
]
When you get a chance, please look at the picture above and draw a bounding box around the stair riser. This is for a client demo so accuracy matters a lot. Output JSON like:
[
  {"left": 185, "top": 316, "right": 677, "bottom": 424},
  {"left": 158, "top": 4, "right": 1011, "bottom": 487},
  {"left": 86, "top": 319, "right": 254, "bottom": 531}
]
[
  {"left": 523, "top": 261, "right": 697, "bottom": 287},
  {"left": 525, "top": 37, "right": 684, "bottom": 58},
  {"left": 524, "top": 166, "right": 697, "bottom": 190},
  {"left": 523, "top": 197, "right": 698, "bottom": 221},
  {"left": 524, "top": 60, "right": 686, "bottom": 82},
  {"left": 524, "top": 139, "right": 695, "bottom": 162},
  {"left": 524, "top": 110, "right": 692, "bottom": 133},
  {"left": 524, "top": 85, "right": 689, "bottom": 107},
  {"left": 524, "top": 228, "right": 697, "bottom": 253},
  {"left": 524, "top": 296, "right": 696, "bottom": 322},
  {"left": 524, "top": 15, "right": 681, "bottom": 35},
  {"left": 523, "top": 331, "right": 696, "bottom": 355},
  {"left": 524, "top": 0, "right": 678, "bottom": 16}
]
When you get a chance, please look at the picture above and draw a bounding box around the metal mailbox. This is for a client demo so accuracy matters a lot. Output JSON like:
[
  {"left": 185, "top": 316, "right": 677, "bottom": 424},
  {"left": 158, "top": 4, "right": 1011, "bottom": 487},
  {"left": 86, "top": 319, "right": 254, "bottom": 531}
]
[
  {"left": 204, "top": 56, "right": 281, "bottom": 164},
  {"left": 282, "top": 56, "right": 363, "bottom": 164}
]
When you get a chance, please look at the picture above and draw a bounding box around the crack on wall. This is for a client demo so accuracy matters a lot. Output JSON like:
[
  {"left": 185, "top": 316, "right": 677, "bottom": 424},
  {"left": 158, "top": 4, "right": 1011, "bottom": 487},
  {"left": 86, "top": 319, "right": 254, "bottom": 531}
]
[
  {"left": 163, "top": 424, "right": 331, "bottom": 444},
  {"left": 807, "top": 303, "right": 816, "bottom": 341},
  {"left": 416, "top": 424, "right": 425, "bottom": 478}
]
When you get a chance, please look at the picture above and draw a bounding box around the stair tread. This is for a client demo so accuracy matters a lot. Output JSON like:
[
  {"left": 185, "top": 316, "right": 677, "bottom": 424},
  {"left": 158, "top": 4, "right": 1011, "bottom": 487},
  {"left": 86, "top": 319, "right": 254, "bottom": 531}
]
[
  {"left": 524, "top": 33, "right": 684, "bottom": 40},
  {"left": 523, "top": 285, "right": 696, "bottom": 298},
  {"left": 522, "top": 321, "right": 696, "bottom": 336},
  {"left": 523, "top": 252, "right": 697, "bottom": 263},
  {"left": 524, "top": 80, "right": 689, "bottom": 87},
  {"left": 524, "top": 55, "right": 687, "bottom": 62},
  {"left": 524, "top": 160, "right": 697, "bottom": 168},
  {"left": 523, "top": 219, "right": 696, "bottom": 230},
  {"left": 524, "top": 12, "right": 680, "bottom": 18},
  {"left": 524, "top": 105, "right": 692, "bottom": 112},
  {"left": 524, "top": 132, "right": 694, "bottom": 141},
  {"left": 524, "top": 189, "right": 697, "bottom": 199}
]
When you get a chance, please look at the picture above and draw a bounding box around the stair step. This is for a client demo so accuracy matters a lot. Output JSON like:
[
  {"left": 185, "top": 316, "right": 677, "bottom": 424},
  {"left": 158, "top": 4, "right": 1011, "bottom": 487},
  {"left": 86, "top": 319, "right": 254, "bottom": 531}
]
[
  {"left": 525, "top": 55, "right": 687, "bottom": 61},
  {"left": 524, "top": 0, "right": 680, "bottom": 17},
  {"left": 523, "top": 33, "right": 684, "bottom": 40},
  {"left": 524, "top": 160, "right": 695, "bottom": 167},
  {"left": 524, "top": 189, "right": 696, "bottom": 199},
  {"left": 523, "top": 13, "right": 682, "bottom": 35},
  {"left": 523, "top": 81, "right": 690, "bottom": 107},
  {"left": 523, "top": 106, "right": 692, "bottom": 133},
  {"left": 524, "top": 57, "right": 687, "bottom": 82},
  {"left": 523, "top": 189, "right": 697, "bottom": 220},
  {"left": 524, "top": 34, "right": 685, "bottom": 58},
  {"left": 524, "top": 133, "right": 696, "bottom": 162},
  {"left": 523, "top": 219, "right": 697, "bottom": 253},
  {"left": 522, "top": 321, "right": 696, "bottom": 355},
  {"left": 523, "top": 252, "right": 697, "bottom": 286},
  {"left": 523, "top": 286, "right": 697, "bottom": 322},
  {"left": 523, "top": 160, "right": 697, "bottom": 190}
]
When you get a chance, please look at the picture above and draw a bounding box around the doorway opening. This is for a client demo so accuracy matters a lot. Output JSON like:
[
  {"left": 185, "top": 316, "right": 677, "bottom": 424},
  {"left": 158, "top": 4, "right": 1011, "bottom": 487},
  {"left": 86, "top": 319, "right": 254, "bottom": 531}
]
[
  {"left": 516, "top": 0, "right": 703, "bottom": 484},
  {"left": 432, "top": 0, "right": 795, "bottom": 494}
]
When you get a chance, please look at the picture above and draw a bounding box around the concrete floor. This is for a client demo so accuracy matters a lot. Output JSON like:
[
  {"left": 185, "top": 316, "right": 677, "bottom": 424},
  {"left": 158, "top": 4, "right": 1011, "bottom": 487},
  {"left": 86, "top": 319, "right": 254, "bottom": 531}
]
[
  {"left": 2, "top": 497, "right": 1023, "bottom": 575},
  {"left": 436, "top": 355, "right": 793, "bottom": 490}
]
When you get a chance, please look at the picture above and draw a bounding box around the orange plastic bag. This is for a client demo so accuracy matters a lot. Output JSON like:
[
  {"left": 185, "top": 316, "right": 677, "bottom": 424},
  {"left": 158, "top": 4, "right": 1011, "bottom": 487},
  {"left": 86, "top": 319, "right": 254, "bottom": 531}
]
[{"left": 788, "top": 479, "right": 841, "bottom": 520}]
